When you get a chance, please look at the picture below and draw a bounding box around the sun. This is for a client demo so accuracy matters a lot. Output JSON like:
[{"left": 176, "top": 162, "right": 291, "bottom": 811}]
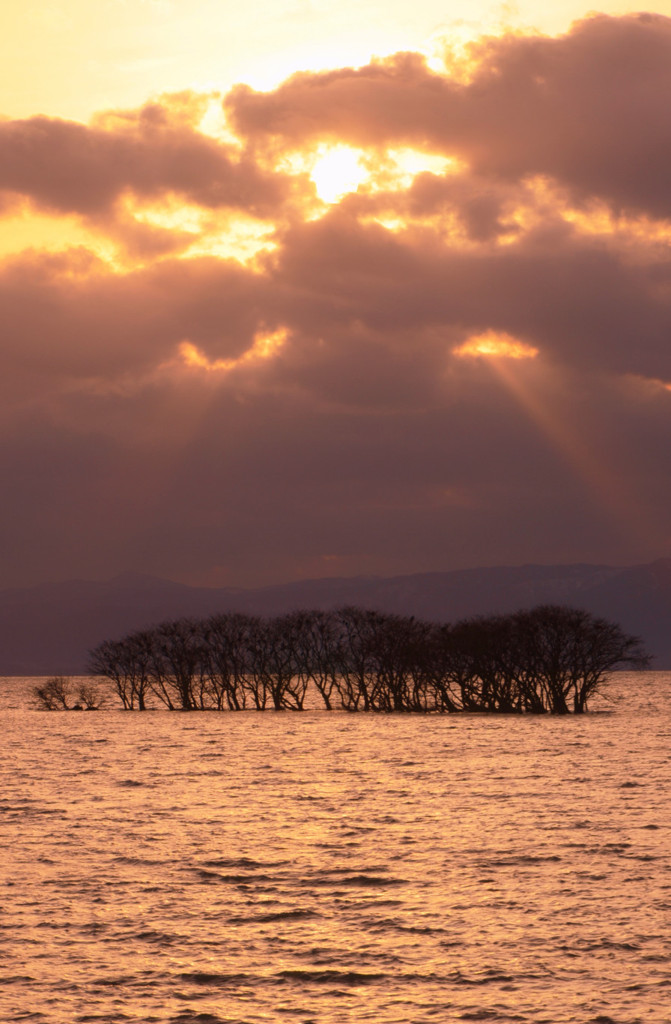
[{"left": 310, "top": 146, "right": 370, "bottom": 204}]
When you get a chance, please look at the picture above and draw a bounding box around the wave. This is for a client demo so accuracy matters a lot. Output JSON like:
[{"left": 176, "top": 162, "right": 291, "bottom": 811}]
[
  {"left": 228, "top": 909, "right": 321, "bottom": 924},
  {"left": 201, "top": 857, "right": 288, "bottom": 869},
  {"left": 178, "top": 972, "right": 251, "bottom": 986},
  {"left": 191, "top": 868, "right": 276, "bottom": 884},
  {"left": 168, "top": 1014, "right": 231, "bottom": 1024},
  {"left": 277, "top": 969, "right": 387, "bottom": 985},
  {"left": 300, "top": 873, "right": 406, "bottom": 888}
]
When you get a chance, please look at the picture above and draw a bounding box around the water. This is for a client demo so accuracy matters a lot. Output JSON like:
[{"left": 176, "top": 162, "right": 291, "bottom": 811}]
[{"left": 2, "top": 673, "right": 670, "bottom": 1023}]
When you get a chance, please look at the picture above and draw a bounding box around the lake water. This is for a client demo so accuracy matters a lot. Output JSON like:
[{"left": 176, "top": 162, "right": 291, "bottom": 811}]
[{"left": 2, "top": 673, "right": 670, "bottom": 1024}]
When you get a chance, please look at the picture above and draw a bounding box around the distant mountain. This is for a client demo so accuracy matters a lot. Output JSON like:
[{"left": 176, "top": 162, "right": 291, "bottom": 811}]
[{"left": 1, "top": 560, "right": 670, "bottom": 674}]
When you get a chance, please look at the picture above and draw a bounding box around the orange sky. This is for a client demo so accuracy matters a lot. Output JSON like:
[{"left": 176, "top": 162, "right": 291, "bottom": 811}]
[
  {"left": 1, "top": 3, "right": 671, "bottom": 587},
  {"left": 3, "top": 0, "right": 671, "bottom": 121}
]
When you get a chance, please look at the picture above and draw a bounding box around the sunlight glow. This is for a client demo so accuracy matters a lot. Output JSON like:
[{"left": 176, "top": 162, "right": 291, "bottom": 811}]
[
  {"left": 304, "top": 144, "right": 460, "bottom": 207},
  {"left": 347, "top": 147, "right": 462, "bottom": 199},
  {"left": 517, "top": 178, "right": 671, "bottom": 248},
  {"left": 364, "top": 214, "right": 407, "bottom": 233},
  {"left": 239, "top": 33, "right": 414, "bottom": 97},
  {"left": 196, "top": 95, "right": 241, "bottom": 146},
  {"left": 386, "top": 148, "right": 458, "bottom": 186},
  {"left": 454, "top": 331, "right": 539, "bottom": 360},
  {"left": 182, "top": 216, "right": 277, "bottom": 264},
  {"left": 311, "top": 146, "right": 370, "bottom": 203},
  {"left": 563, "top": 204, "right": 671, "bottom": 246},
  {"left": 124, "top": 197, "right": 277, "bottom": 264},
  {"left": 0, "top": 207, "right": 119, "bottom": 265},
  {"left": 128, "top": 198, "right": 205, "bottom": 235},
  {"left": 179, "top": 327, "right": 288, "bottom": 374}
]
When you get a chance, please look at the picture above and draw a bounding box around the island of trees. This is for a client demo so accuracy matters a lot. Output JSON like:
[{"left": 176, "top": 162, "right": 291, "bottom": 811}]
[{"left": 54, "top": 604, "right": 651, "bottom": 715}]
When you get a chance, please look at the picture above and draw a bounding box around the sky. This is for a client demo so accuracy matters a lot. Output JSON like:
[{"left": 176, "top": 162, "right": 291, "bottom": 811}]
[{"left": 2, "top": 0, "right": 671, "bottom": 589}]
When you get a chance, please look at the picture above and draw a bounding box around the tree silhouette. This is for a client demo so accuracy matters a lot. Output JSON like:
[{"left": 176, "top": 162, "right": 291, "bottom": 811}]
[{"left": 86, "top": 604, "right": 649, "bottom": 715}]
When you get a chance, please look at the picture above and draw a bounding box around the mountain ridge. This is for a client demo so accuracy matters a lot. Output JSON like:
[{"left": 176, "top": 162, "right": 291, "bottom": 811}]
[{"left": 1, "top": 559, "right": 669, "bottom": 674}]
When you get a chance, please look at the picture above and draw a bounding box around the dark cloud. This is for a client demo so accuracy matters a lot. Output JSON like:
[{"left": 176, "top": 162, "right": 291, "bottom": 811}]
[
  {"left": 267, "top": 204, "right": 671, "bottom": 383},
  {"left": 0, "top": 96, "right": 296, "bottom": 220},
  {"left": 1, "top": 210, "right": 669, "bottom": 589},
  {"left": 0, "top": 249, "right": 283, "bottom": 406},
  {"left": 0, "top": 341, "right": 667, "bottom": 588},
  {"left": 1, "top": 15, "right": 670, "bottom": 587},
  {"left": 387, "top": 171, "right": 523, "bottom": 241}
]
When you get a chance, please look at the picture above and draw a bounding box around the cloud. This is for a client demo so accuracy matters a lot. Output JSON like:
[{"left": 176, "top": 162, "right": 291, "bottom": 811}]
[
  {"left": 1, "top": 15, "right": 671, "bottom": 587},
  {"left": 453, "top": 331, "right": 539, "bottom": 359},
  {"left": 0, "top": 94, "right": 297, "bottom": 223},
  {"left": 227, "top": 14, "right": 671, "bottom": 220},
  {"left": 265, "top": 202, "right": 671, "bottom": 383}
]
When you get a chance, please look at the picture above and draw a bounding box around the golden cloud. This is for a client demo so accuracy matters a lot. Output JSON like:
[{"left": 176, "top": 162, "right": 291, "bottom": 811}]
[
  {"left": 178, "top": 327, "right": 288, "bottom": 375},
  {"left": 453, "top": 331, "right": 539, "bottom": 360}
]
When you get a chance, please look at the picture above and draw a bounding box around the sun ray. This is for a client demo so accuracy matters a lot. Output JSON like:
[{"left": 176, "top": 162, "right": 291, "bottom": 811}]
[{"left": 460, "top": 341, "right": 669, "bottom": 552}]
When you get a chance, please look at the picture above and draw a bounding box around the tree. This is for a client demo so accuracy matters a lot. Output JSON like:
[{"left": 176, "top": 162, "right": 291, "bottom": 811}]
[
  {"left": 286, "top": 609, "right": 342, "bottom": 710},
  {"left": 244, "top": 615, "right": 305, "bottom": 710},
  {"left": 331, "top": 607, "right": 377, "bottom": 711},
  {"left": 512, "top": 605, "right": 650, "bottom": 713},
  {"left": 33, "top": 676, "right": 71, "bottom": 710},
  {"left": 199, "top": 613, "right": 254, "bottom": 710},
  {"left": 88, "top": 632, "right": 153, "bottom": 710},
  {"left": 86, "top": 604, "right": 649, "bottom": 715},
  {"left": 415, "top": 623, "right": 467, "bottom": 713},
  {"left": 33, "top": 676, "right": 105, "bottom": 710},
  {"left": 148, "top": 619, "right": 207, "bottom": 711}
]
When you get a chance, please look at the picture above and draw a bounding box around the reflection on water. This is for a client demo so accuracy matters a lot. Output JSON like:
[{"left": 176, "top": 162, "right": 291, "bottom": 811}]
[{"left": 1, "top": 673, "right": 670, "bottom": 1023}]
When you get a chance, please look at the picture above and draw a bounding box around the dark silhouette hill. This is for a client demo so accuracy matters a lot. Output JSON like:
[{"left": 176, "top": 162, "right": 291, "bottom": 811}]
[{"left": 0, "top": 559, "right": 669, "bottom": 674}]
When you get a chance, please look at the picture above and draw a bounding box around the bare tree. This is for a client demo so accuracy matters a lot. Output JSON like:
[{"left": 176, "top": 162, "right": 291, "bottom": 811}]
[
  {"left": 511, "top": 605, "right": 650, "bottom": 713},
  {"left": 414, "top": 624, "right": 465, "bottom": 713},
  {"left": 33, "top": 676, "right": 72, "bottom": 710},
  {"left": 85, "top": 604, "right": 649, "bottom": 716},
  {"left": 88, "top": 632, "right": 153, "bottom": 710},
  {"left": 199, "top": 613, "right": 254, "bottom": 710},
  {"left": 244, "top": 615, "right": 305, "bottom": 710},
  {"left": 148, "top": 619, "right": 207, "bottom": 711},
  {"left": 74, "top": 681, "right": 106, "bottom": 709},
  {"left": 287, "top": 609, "right": 341, "bottom": 710},
  {"left": 330, "top": 607, "right": 377, "bottom": 711}
]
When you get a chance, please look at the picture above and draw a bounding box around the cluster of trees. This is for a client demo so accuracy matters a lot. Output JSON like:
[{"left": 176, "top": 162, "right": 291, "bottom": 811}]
[
  {"left": 33, "top": 676, "right": 105, "bottom": 710},
  {"left": 85, "top": 605, "right": 649, "bottom": 715}
]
